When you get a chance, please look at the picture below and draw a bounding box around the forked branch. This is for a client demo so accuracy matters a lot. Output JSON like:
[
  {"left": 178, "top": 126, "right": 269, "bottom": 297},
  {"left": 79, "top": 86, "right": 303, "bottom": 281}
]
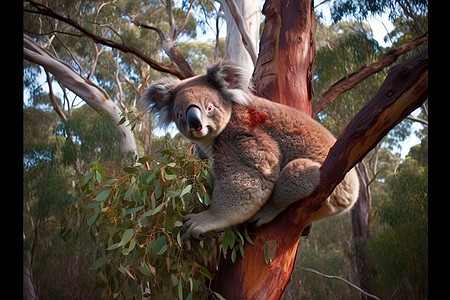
[
  {"left": 24, "top": 0, "right": 186, "bottom": 79},
  {"left": 311, "top": 32, "right": 428, "bottom": 118},
  {"left": 212, "top": 49, "right": 428, "bottom": 299}
]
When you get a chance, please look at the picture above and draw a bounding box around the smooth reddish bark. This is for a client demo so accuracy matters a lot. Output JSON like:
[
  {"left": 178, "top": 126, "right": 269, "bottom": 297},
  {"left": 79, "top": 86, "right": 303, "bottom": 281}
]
[{"left": 252, "top": 0, "right": 316, "bottom": 116}]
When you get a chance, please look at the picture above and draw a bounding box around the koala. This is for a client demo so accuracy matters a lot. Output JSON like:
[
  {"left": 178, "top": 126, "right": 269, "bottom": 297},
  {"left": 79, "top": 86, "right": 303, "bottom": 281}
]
[{"left": 139, "top": 60, "right": 359, "bottom": 240}]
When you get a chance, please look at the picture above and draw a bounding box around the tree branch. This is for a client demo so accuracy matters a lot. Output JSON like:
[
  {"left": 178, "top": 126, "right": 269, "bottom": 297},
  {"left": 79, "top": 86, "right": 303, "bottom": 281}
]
[
  {"left": 301, "top": 267, "right": 381, "bottom": 300},
  {"left": 44, "top": 69, "right": 68, "bottom": 122},
  {"left": 128, "top": 18, "right": 165, "bottom": 41},
  {"left": 24, "top": 0, "right": 186, "bottom": 79},
  {"left": 166, "top": 0, "right": 176, "bottom": 38},
  {"left": 122, "top": 74, "right": 142, "bottom": 97},
  {"left": 24, "top": 34, "right": 138, "bottom": 155},
  {"left": 87, "top": 42, "right": 103, "bottom": 81},
  {"left": 114, "top": 50, "right": 125, "bottom": 111},
  {"left": 308, "top": 49, "right": 427, "bottom": 212},
  {"left": 406, "top": 115, "right": 428, "bottom": 125},
  {"left": 212, "top": 49, "right": 428, "bottom": 299},
  {"left": 176, "top": 0, "right": 195, "bottom": 40},
  {"left": 127, "top": 15, "right": 195, "bottom": 78},
  {"left": 311, "top": 32, "right": 428, "bottom": 118},
  {"left": 52, "top": 29, "right": 83, "bottom": 76}
]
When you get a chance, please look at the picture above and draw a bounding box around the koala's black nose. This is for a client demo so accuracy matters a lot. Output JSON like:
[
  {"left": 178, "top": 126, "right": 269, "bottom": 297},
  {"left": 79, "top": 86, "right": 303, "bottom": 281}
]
[{"left": 186, "top": 105, "right": 203, "bottom": 132}]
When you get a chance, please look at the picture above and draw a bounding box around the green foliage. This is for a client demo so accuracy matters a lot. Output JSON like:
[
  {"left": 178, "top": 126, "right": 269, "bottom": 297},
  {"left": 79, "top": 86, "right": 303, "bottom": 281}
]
[
  {"left": 288, "top": 216, "right": 360, "bottom": 299},
  {"left": 368, "top": 164, "right": 427, "bottom": 299},
  {"left": 23, "top": 105, "right": 108, "bottom": 298},
  {"left": 406, "top": 126, "right": 428, "bottom": 167},
  {"left": 63, "top": 139, "right": 245, "bottom": 299},
  {"left": 330, "top": 0, "right": 428, "bottom": 25},
  {"left": 59, "top": 106, "right": 124, "bottom": 166},
  {"left": 23, "top": 103, "right": 132, "bottom": 298},
  {"left": 222, "top": 226, "right": 253, "bottom": 264},
  {"left": 314, "top": 20, "right": 386, "bottom": 135}
]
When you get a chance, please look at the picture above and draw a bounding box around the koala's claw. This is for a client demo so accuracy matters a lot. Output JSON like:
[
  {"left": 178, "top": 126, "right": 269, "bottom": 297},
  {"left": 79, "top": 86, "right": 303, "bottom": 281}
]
[
  {"left": 181, "top": 213, "right": 208, "bottom": 240},
  {"left": 248, "top": 214, "right": 270, "bottom": 228}
]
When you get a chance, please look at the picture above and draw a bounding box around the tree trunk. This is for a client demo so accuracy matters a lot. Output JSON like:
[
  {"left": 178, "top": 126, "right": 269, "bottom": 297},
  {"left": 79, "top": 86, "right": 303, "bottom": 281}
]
[
  {"left": 212, "top": 0, "right": 316, "bottom": 297},
  {"left": 352, "top": 162, "right": 375, "bottom": 297},
  {"left": 211, "top": 45, "right": 427, "bottom": 298},
  {"left": 23, "top": 250, "right": 38, "bottom": 300},
  {"left": 219, "top": 0, "right": 260, "bottom": 71},
  {"left": 252, "top": 0, "right": 315, "bottom": 115},
  {"left": 23, "top": 34, "right": 138, "bottom": 157}
]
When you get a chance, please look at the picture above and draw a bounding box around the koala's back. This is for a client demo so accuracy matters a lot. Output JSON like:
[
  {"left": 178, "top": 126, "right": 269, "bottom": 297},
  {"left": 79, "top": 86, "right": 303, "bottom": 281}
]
[{"left": 228, "top": 96, "right": 336, "bottom": 169}]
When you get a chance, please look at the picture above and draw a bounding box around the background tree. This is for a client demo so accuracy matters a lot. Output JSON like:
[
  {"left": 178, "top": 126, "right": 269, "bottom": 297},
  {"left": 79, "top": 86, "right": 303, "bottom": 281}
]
[
  {"left": 23, "top": 0, "right": 428, "bottom": 298},
  {"left": 218, "top": 0, "right": 260, "bottom": 69}
]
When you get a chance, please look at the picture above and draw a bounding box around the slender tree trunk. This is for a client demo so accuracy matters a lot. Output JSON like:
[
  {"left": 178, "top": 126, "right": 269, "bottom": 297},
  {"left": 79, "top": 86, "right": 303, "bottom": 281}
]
[
  {"left": 24, "top": 250, "right": 38, "bottom": 300},
  {"left": 23, "top": 34, "right": 138, "bottom": 157},
  {"left": 352, "top": 162, "right": 375, "bottom": 297},
  {"left": 219, "top": 0, "right": 260, "bottom": 71}
]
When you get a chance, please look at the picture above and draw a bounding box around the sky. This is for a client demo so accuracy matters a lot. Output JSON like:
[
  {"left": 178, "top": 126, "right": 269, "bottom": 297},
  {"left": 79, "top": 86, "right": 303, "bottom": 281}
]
[
  {"left": 194, "top": 0, "right": 396, "bottom": 47},
  {"left": 314, "top": 0, "right": 396, "bottom": 47}
]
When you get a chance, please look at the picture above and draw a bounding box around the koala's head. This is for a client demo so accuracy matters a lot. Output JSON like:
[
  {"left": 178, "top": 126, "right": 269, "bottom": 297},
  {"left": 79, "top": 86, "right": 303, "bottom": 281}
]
[{"left": 139, "top": 60, "right": 252, "bottom": 142}]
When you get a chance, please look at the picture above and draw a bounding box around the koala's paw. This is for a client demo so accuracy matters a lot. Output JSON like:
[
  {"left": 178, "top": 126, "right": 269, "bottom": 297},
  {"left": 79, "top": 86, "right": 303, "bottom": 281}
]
[{"left": 181, "top": 211, "right": 215, "bottom": 240}]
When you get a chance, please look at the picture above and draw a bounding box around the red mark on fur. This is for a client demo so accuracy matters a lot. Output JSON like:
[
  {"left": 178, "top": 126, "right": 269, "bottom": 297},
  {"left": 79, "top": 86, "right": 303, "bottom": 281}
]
[{"left": 246, "top": 109, "right": 274, "bottom": 130}]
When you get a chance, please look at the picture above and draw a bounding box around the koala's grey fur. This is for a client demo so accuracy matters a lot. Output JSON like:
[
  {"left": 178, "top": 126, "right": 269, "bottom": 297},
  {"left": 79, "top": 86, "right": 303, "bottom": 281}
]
[{"left": 139, "top": 60, "right": 360, "bottom": 239}]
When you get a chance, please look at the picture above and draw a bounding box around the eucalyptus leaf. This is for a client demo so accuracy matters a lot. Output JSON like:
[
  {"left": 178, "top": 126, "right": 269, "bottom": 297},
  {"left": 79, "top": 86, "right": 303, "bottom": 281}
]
[
  {"left": 263, "top": 240, "right": 277, "bottom": 264},
  {"left": 90, "top": 257, "right": 108, "bottom": 270},
  {"left": 180, "top": 184, "right": 192, "bottom": 198},
  {"left": 153, "top": 235, "right": 167, "bottom": 255},
  {"left": 95, "top": 189, "right": 110, "bottom": 201},
  {"left": 119, "top": 228, "right": 134, "bottom": 246}
]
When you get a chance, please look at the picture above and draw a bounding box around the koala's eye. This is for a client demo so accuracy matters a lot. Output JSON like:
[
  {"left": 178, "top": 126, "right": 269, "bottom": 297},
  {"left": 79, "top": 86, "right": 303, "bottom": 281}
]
[
  {"left": 206, "top": 104, "right": 214, "bottom": 113},
  {"left": 177, "top": 111, "right": 183, "bottom": 119}
]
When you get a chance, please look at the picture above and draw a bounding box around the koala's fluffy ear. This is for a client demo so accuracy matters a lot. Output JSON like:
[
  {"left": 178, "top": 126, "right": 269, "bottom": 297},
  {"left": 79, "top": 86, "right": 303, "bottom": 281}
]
[
  {"left": 138, "top": 77, "right": 179, "bottom": 127},
  {"left": 207, "top": 60, "right": 253, "bottom": 105}
]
